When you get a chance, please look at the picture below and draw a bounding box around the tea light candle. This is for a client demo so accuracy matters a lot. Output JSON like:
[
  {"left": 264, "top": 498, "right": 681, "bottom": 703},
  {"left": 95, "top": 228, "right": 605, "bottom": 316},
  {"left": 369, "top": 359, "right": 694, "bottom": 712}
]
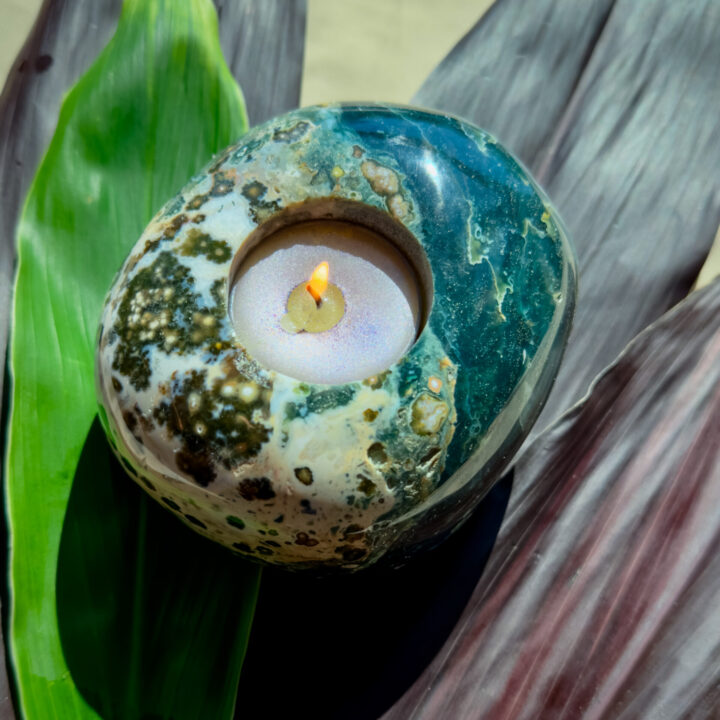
[
  {"left": 279, "top": 261, "right": 346, "bottom": 334},
  {"left": 230, "top": 220, "right": 422, "bottom": 385}
]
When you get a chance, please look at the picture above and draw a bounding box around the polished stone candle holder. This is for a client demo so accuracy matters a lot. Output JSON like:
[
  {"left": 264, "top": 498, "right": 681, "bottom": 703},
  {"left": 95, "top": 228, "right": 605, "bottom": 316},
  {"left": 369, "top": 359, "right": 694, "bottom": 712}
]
[{"left": 96, "top": 104, "right": 577, "bottom": 571}]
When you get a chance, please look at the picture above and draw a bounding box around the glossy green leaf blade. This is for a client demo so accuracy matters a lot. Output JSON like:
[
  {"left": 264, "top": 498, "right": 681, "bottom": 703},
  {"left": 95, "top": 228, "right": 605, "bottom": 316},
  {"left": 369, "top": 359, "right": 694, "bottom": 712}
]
[
  {"left": 5, "top": 0, "right": 259, "bottom": 717},
  {"left": 56, "top": 419, "right": 261, "bottom": 720}
]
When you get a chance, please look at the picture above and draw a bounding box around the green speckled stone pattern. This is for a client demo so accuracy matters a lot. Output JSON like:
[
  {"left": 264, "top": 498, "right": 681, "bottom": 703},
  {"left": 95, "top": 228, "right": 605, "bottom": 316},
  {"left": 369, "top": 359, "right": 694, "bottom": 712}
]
[{"left": 96, "top": 104, "right": 576, "bottom": 571}]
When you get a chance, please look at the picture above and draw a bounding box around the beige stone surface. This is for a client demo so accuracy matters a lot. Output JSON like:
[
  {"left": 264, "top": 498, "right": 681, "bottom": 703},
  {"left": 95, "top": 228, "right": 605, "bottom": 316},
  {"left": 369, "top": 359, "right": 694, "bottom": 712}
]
[
  {"left": 694, "top": 227, "right": 720, "bottom": 290},
  {"left": 301, "top": 0, "right": 493, "bottom": 106},
  {"left": 0, "top": 0, "right": 42, "bottom": 90}
]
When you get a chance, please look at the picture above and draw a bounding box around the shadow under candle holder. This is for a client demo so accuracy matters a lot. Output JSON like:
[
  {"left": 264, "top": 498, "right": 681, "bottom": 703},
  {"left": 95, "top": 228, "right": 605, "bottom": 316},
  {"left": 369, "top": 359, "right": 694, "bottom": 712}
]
[
  {"left": 55, "top": 416, "right": 510, "bottom": 720},
  {"left": 235, "top": 470, "right": 512, "bottom": 720},
  {"left": 55, "top": 417, "right": 260, "bottom": 720}
]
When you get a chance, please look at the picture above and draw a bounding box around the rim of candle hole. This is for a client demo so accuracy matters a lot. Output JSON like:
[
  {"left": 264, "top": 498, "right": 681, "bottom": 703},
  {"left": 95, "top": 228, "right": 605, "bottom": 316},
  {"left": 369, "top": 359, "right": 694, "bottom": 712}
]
[{"left": 226, "top": 196, "right": 435, "bottom": 343}]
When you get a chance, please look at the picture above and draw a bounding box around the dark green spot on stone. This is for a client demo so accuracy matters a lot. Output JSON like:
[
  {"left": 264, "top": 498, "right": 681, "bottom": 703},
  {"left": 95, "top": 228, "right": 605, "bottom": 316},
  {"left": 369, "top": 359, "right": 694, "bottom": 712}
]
[
  {"left": 163, "top": 213, "right": 188, "bottom": 239},
  {"left": 240, "top": 180, "right": 281, "bottom": 224},
  {"left": 152, "top": 368, "right": 270, "bottom": 478},
  {"left": 122, "top": 411, "right": 137, "bottom": 433},
  {"left": 176, "top": 449, "right": 216, "bottom": 487},
  {"left": 184, "top": 514, "right": 207, "bottom": 529},
  {"left": 272, "top": 121, "right": 310, "bottom": 143},
  {"left": 186, "top": 193, "right": 209, "bottom": 211},
  {"left": 226, "top": 515, "right": 245, "bottom": 530},
  {"left": 300, "top": 499, "right": 317, "bottom": 515},
  {"left": 295, "top": 532, "right": 319, "bottom": 547},
  {"left": 335, "top": 545, "right": 367, "bottom": 562},
  {"left": 210, "top": 170, "right": 234, "bottom": 196},
  {"left": 233, "top": 542, "right": 254, "bottom": 553},
  {"left": 238, "top": 477, "right": 275, "bottom": 501},
  {"left": 367, "top": 442, "right": 388, "bottom": 464},
  {"left": 294, "top": 467, "right": 313, "bottom": 485},
  {"left": 357, "top": 475, "right": 377, "bottom": 496},
  {"left": 179, "top": 227, "right": 231, "bottom": 263}
]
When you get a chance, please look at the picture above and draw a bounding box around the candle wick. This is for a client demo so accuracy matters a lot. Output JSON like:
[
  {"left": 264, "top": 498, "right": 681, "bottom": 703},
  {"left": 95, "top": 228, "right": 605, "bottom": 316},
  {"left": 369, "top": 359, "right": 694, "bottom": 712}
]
[
  {"left": 306, "top": 261, "right": 329, "bottom": 304},
  {"left": 306, "top": 283, "right": 323, "bottom": 306}
]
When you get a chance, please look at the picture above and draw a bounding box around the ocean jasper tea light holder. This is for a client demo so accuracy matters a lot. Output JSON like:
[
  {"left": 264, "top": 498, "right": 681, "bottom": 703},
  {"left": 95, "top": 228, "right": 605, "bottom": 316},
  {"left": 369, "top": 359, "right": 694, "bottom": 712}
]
[{"left": 96, "top": 104, "right": 577, "bottom": 571}]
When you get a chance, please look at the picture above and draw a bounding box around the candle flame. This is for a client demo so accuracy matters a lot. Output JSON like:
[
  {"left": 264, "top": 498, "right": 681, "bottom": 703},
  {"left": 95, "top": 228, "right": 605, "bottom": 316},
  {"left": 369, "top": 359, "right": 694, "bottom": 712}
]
[{"left": 307, "top": 261, "right": 329, "bottom": 303}]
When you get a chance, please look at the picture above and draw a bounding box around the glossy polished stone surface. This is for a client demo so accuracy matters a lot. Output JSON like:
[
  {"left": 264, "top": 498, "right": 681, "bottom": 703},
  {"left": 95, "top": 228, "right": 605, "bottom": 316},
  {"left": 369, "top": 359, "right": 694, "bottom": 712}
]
[{"left": 96, "top": 104, "right": 576, "bottom": 571}]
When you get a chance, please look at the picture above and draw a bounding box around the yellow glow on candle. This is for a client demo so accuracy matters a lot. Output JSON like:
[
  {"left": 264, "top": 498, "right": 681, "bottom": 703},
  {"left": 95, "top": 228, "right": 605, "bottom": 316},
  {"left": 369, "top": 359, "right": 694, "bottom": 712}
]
[
  {"left": 306, "top": 261, "right": 329, "bottom": 303},
  {"left": 280, "top": 260, "right": 345, "bottom": 334}
]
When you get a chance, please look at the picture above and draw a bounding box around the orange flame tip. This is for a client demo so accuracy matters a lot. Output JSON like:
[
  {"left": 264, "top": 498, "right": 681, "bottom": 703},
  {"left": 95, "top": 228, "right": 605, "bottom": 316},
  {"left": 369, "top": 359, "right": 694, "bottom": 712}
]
[{"left": 307, "top": 261, "right": 329, "bottom": 303}]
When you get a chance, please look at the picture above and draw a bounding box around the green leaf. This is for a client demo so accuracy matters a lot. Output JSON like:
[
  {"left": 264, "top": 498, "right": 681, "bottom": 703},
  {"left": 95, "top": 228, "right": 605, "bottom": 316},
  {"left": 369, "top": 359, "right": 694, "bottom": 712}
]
[
  {"left": 4, "top": 0, "right": 260, "bottom": 718},
  {"left": 56, "top": 420, "right": 261, "bottom": 720}
]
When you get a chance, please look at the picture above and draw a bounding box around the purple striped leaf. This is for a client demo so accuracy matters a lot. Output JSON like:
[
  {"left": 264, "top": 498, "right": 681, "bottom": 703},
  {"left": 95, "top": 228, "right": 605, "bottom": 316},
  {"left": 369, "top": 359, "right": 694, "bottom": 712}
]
[{"left": 384, "top": 278, "right": 720, "bottom": 719}]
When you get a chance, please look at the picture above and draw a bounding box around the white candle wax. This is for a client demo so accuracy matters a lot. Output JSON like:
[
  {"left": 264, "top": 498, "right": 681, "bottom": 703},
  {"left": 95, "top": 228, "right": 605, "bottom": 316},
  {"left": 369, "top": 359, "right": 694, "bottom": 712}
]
[{"left": 229, "top": 220, "right": 421, "bottom": 385}]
